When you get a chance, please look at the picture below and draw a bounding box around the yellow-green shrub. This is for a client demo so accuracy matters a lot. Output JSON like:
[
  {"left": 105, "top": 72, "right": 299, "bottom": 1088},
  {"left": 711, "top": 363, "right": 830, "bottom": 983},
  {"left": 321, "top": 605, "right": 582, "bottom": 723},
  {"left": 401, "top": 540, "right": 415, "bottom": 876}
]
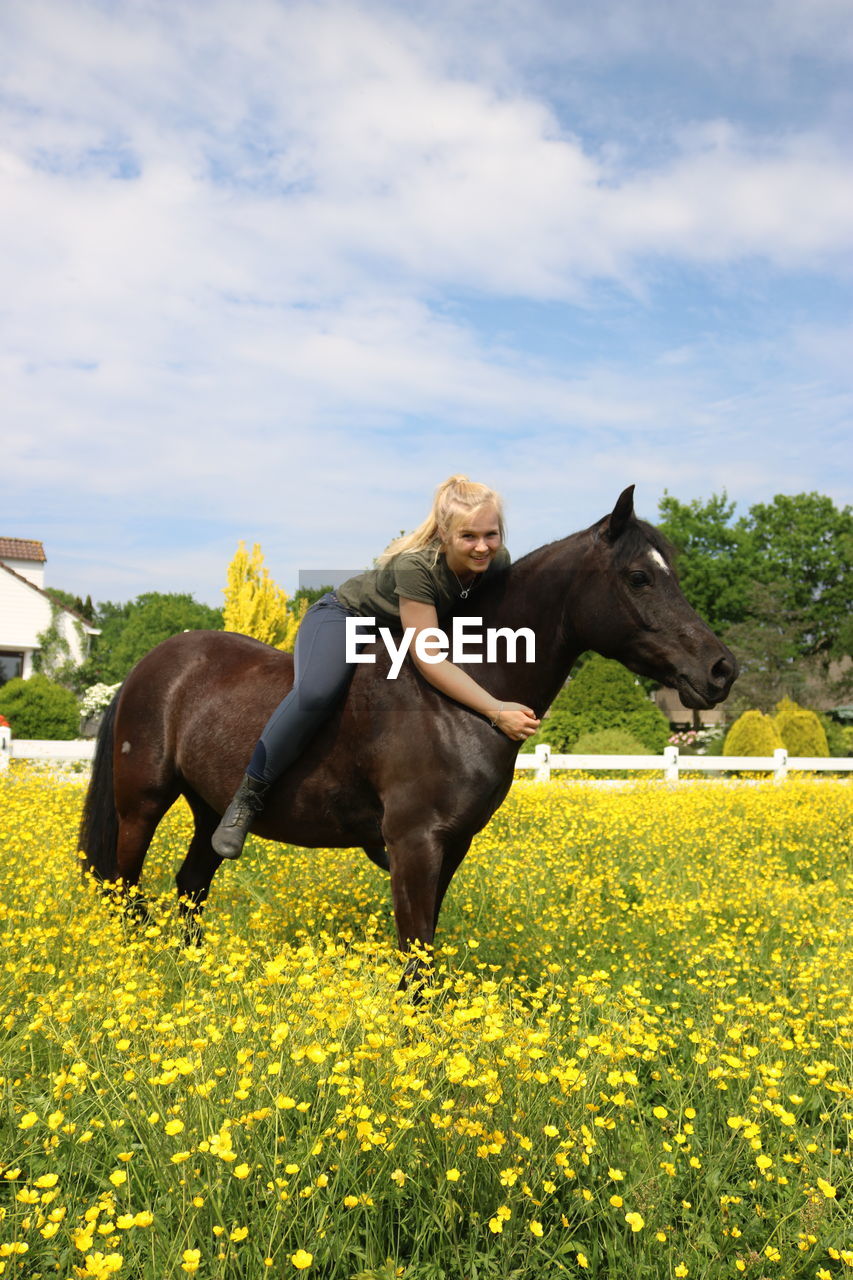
[
  {"left": 723, "top": 709, "right": 784, "bottom": 756},
  {"left": 572, "top": 727, "right": 650, "bottom": 754},
  {"left": 774, "top": 697, "right": 829, "bottom": 757}
]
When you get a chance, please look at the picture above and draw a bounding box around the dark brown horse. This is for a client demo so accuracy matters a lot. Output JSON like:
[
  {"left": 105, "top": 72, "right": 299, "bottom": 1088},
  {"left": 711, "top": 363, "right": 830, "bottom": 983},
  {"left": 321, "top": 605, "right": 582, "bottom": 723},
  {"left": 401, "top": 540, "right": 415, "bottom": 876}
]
[{"left": 80, "top": 487, "right": 736, "bottom": 974}]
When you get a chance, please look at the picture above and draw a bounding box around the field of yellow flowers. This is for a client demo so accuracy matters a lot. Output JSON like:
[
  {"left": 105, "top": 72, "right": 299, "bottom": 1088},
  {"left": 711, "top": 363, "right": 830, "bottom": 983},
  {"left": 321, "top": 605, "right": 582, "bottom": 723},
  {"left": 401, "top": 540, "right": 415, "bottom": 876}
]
[{"left": 0, "top": 771, "right": 851, "bottom": 1280}]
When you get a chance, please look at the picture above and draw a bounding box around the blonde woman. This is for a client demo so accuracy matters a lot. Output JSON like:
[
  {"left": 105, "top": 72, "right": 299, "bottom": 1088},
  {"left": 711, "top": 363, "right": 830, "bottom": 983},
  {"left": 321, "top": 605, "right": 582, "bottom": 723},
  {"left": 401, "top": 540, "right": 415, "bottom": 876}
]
[{"left": 212, "top": 476, "right": 541, "bottom": 859}]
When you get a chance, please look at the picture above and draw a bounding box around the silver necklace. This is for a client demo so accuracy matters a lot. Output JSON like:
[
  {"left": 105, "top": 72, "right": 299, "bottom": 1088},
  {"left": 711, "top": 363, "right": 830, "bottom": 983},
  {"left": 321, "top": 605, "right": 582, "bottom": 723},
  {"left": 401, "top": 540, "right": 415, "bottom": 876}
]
[{"left": 451, "top": 568, "right": 477, "bottom": 599}]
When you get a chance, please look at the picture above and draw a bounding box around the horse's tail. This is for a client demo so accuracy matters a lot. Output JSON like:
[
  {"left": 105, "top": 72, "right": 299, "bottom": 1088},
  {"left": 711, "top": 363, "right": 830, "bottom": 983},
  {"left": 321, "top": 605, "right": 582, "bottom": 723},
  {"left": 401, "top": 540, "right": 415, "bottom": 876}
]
[{"left": 78, "top": 692, "right": 121, "bottom": 881}]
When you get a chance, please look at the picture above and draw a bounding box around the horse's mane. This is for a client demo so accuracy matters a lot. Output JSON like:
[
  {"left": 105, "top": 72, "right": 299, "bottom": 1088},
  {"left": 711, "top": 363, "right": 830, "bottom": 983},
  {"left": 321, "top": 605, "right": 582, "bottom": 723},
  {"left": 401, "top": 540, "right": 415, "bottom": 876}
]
[{"left": 503, "top": 514, "right": 677, "bottom": 577}]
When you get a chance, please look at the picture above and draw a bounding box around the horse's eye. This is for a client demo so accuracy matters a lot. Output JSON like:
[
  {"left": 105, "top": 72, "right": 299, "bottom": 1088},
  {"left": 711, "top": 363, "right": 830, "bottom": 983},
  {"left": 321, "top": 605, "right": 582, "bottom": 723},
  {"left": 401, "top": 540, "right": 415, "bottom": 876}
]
[{"left": 628, "top": 570, "right": 651, "bottom": 588}]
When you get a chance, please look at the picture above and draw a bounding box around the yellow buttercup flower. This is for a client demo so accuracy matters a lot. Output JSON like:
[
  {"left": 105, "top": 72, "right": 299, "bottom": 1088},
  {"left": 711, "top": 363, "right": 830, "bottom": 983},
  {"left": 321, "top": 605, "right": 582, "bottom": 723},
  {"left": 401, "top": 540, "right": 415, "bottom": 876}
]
[{"left": 0, "top": 773, "right": 850, "bottom": 1280}]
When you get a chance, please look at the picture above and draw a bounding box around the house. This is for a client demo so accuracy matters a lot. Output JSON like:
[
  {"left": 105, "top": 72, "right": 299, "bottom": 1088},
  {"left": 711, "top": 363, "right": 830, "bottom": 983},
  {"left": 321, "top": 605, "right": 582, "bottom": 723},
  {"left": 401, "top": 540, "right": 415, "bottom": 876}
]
[
  {"left": 653, "top": 685, "right": 729, "bottom": 730},
  {"left": 0, "top": 538, "right": 99, "bottom": 684}
]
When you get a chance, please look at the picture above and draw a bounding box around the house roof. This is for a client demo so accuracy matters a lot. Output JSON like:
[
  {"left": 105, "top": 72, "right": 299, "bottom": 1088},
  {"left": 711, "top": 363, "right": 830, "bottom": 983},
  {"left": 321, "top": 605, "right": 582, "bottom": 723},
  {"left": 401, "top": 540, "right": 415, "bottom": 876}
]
[
  {"left": 0, "top": 537, "right": 46, "bottom": 563},
  {"left": 0, "top": 561, "right": 99, "bottom": 633}
]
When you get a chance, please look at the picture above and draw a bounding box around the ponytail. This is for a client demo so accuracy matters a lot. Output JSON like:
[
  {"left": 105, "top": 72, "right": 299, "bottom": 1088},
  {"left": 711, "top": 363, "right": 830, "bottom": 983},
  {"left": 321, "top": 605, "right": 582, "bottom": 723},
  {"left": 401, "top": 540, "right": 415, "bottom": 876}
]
[{"left": 378, "top": 475, "right": 505, "bottom": 565}]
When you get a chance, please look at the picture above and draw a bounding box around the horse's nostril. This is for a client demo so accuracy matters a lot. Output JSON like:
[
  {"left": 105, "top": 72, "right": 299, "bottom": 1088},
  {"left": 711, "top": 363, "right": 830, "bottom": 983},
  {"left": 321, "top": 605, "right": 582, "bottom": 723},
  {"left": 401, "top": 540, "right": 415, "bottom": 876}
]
[{"left": 711, "top": 655, "right": 736, "bottom": 686}]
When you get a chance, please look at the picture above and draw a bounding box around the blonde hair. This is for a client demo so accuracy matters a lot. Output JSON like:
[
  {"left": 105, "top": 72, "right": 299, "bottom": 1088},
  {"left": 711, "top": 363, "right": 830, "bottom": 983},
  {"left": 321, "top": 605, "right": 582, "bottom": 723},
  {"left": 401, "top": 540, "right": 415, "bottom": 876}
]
[{"left": 378, "top": 475, "right": 505, "bottom": 565}]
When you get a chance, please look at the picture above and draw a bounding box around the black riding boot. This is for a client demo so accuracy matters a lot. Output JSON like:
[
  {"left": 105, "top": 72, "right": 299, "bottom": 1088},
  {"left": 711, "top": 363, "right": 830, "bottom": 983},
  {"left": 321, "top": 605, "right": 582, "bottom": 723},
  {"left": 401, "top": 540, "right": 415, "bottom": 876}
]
[{"left": 212, "top": 774, "right": 269, "bottom": 860}]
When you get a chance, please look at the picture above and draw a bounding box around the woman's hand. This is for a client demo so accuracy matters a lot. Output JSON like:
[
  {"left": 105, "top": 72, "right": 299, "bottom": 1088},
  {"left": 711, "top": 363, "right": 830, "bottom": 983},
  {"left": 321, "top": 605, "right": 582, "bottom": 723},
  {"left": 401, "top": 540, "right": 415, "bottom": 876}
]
[
  {"left": 493, "top": 702, "right": 540, "bottom": 741},
  {"left": 399, "top": 599, "right": 542, "bottom": 739}
]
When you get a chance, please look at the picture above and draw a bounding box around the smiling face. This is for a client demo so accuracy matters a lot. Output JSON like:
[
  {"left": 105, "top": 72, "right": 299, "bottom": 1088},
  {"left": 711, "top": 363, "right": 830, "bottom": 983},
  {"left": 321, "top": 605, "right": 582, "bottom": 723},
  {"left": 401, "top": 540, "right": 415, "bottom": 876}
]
[{"left": 440, "top": 503, "right": 503, "bottom": 580}]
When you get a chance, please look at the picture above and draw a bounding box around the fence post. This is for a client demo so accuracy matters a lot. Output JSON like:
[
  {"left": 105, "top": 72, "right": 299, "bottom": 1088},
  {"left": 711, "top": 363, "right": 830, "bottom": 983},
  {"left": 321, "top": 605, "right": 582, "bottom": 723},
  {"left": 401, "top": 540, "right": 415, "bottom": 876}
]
[
  {"left": 0, "top": 726, "right": 10, "bottom": 772},
  {"left": 663, "top": 745, "right": 679, "bottom": 782},
  {"left": 773, "top": 747, "right": 788, "bottom": 783},
  {"left": 534, "top": 743, "right": 551, "bottom": 782}
]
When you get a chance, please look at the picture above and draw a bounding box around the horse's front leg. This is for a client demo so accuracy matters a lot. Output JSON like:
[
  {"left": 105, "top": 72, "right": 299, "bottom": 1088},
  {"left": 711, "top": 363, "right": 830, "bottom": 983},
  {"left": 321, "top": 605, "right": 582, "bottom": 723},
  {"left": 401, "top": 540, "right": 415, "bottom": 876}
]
[{"left": 385, "top": 829, "right": 471, "bottom": 992}]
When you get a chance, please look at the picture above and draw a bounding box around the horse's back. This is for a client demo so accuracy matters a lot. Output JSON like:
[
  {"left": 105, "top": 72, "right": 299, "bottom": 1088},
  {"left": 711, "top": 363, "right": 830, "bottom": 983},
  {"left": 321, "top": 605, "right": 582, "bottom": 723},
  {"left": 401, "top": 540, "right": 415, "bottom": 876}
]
[{"left": 115, "top": 628, "right": 514, "bottom": 849}]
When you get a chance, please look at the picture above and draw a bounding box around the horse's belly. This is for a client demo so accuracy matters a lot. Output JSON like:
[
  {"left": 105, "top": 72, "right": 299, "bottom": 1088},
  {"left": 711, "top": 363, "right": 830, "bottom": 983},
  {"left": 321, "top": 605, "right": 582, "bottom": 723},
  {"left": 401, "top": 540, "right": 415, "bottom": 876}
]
[{"left": 254, "top": 770, "right": 384, "bottom": 851}]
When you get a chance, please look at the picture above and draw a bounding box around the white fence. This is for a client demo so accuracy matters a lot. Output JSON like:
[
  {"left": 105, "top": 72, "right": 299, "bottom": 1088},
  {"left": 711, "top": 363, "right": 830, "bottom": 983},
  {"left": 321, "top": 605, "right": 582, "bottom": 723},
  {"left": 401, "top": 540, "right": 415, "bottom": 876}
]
[
  {"left": 0, "top": 735, "right": 96, "bottom": 770},
  {"left": 516, "top": 743, "right": 853, "bottom": 782},
  {"left": 1, "top": 733, "right": 851, "bottom": 782}
]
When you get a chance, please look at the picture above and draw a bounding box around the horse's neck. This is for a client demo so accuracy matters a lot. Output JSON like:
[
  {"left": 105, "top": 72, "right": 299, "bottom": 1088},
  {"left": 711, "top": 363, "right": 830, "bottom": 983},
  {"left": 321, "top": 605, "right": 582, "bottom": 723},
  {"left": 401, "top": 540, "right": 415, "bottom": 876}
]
[{"left": 474, "top": 535, "right": 587, "bottom": 715}]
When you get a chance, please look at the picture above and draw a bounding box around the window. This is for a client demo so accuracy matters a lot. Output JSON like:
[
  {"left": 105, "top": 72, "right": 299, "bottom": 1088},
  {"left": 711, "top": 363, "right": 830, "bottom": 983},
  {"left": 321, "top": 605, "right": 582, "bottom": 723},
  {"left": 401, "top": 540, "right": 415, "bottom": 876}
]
[{"left": 0, "top": 652, "right": 24, "bottom": 686}]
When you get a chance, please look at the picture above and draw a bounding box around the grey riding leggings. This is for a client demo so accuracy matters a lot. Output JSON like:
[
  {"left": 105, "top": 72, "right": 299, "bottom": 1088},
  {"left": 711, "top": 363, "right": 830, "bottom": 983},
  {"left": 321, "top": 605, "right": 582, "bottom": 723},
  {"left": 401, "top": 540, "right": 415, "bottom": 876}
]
[{"left": 247, "top": 593, "right": 359, "bottom": 784}]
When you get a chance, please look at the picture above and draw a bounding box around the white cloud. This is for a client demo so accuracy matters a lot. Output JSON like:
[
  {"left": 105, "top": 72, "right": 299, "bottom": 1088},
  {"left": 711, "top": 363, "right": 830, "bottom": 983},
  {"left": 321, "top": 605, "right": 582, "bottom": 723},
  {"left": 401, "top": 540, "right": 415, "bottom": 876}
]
[
  {"left": 3, "top": 0, "right": 852, "bottom": 327},
  {"left": 1, "top": 0, "right": 850, "bottom": 603}
]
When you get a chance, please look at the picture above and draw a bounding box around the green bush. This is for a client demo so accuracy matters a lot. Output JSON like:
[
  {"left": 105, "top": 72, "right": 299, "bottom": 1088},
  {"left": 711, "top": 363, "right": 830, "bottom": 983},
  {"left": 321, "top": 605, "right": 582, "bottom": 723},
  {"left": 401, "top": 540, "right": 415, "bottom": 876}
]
[
  {"left": 818, "top": 714, "right": 849, "bottom": 757},
  {"left": 723, "top": 709, "right": 784, "bottom": 757},
  {"left": 572, "top": 728, "right": 651, "bottom": 755},
  {"left": 538, "top": 654, "right": 671, "bottom": 754},
  {"left": 0, "top": 674, "right": 80, "bottom": 740},
  {"left": 773, "top": 698, "right": 829, "bottom": 758}
]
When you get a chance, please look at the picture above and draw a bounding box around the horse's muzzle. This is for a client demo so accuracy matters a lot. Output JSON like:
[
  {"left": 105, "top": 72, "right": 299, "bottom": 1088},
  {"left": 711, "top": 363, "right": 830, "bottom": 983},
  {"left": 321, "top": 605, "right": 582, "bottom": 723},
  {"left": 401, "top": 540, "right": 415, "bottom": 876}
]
[{"left": 676, "top": 650, "right": 739, "bottom": 709}]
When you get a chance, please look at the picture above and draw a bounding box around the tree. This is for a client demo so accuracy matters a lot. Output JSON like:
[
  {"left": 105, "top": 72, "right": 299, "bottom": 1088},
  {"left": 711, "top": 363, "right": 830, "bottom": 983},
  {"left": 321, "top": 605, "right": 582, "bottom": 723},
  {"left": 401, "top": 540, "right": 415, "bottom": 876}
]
[
  {"left": 746, "top": 493, "right": 853, "bottom": 659},
  {"left": 223, "top": 542, "right": 305, "bottom": 651},
  {"left": 292, "top": 584, "right": 334, "bottom": 610},
  {"left": 657, "top": 491, "right": 755, "bottom": 633},
  {"left": 658, "top": 490, "right": 853, "bottom": 707},
  {"left": 535, "top": 654, "right": 671, "bottom": 753},
  {"left": 46, "top": 588, "right": 96, "bottom": 622},
  {"left": 723, "top": 582, "right": 809, "bottom": 714},
  {"left": 81, "top": 593, "right": 223, "bottom": 685}
]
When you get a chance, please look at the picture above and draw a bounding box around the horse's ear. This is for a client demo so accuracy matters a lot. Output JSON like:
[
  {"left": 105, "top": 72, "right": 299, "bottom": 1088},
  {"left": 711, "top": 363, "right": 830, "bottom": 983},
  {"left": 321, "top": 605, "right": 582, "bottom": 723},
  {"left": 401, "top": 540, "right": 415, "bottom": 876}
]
[{"left": 606, "top": 485, "right": 636, "bottom": 542}]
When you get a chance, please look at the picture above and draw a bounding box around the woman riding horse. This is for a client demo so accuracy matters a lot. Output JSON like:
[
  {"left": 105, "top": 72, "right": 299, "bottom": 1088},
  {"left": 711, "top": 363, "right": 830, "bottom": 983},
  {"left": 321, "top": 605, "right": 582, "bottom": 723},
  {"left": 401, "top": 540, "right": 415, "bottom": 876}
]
[{"left": 212, "top": 475, "right": 542, "bottom": 859}]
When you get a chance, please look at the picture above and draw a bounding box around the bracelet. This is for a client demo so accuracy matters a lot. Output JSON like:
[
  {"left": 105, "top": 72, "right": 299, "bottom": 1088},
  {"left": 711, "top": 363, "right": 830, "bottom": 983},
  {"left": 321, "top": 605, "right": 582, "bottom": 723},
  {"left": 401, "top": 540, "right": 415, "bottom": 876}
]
[{"left": 490, "top": 703, "right": 504, "bottom": 728}]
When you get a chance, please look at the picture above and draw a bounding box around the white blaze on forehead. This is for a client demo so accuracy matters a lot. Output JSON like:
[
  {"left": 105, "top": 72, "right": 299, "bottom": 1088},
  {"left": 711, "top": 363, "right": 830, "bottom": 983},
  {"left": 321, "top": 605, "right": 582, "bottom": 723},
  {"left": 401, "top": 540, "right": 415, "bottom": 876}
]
[{"left": 648, "top": 549, "right": 671, "bottom": 574}]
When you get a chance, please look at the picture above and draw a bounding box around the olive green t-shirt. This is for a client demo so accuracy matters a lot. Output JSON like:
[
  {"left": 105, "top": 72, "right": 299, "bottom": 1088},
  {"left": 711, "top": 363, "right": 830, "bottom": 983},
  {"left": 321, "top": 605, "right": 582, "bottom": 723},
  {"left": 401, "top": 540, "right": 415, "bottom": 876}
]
[{"left": 335, "top": 543, "right": 510, "bottom": 628}]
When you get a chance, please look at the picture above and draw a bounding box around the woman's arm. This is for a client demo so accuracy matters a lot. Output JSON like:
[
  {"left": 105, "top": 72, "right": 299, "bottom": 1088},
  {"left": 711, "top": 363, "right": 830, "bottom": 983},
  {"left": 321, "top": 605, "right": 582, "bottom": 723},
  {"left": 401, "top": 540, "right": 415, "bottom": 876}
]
[{"left": 399, "top": 598, "right": 540, "bottom": 741}]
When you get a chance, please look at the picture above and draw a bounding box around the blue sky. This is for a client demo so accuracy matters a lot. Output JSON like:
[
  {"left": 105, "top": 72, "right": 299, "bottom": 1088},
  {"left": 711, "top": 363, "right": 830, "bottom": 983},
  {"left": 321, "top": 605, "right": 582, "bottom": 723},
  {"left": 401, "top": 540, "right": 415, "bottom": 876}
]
[{"left": 2, "top": 0, "right": 851, "bottom": 607}]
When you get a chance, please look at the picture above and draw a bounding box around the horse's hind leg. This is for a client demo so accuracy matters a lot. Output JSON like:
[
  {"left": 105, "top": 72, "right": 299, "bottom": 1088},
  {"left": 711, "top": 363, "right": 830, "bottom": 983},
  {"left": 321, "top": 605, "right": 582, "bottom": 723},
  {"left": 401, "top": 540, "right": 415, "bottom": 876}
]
[
  {"left": 112, "top": 788, "right": 178, "bottom": 922},
  {"left": 176, "top": 793, "right": 223, "bottom": 943},
  {"left": 111, "top": 729, "right": 182, "bottom": 887},
  {"left": 114, "top": 801, "right": 170, "bottom": 886}
]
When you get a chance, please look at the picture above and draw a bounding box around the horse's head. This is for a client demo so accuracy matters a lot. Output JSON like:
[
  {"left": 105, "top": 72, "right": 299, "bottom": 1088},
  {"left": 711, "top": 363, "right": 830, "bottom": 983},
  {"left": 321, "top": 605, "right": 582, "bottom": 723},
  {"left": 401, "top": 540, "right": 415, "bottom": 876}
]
[{"left": 571, "top": 486, "right": 738, "bottom": 709}]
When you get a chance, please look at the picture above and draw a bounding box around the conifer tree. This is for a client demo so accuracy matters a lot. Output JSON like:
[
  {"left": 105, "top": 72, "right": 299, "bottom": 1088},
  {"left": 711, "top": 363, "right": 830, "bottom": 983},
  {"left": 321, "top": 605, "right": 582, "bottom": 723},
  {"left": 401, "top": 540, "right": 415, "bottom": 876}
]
[{"left": 223, "top": 542, "right": 293, "bottom": 648}]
